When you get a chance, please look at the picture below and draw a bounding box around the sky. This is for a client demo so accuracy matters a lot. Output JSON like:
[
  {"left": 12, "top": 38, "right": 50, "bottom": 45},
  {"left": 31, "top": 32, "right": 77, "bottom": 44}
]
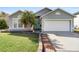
[{"left": 0, "top": 7, "right": 79, "bottom": 14}]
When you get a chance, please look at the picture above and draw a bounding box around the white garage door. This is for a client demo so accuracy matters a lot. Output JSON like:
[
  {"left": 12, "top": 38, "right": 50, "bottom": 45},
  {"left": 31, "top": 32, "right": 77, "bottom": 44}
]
[{"left": 43, "top": 20, "right": 70, "bottom": 31}]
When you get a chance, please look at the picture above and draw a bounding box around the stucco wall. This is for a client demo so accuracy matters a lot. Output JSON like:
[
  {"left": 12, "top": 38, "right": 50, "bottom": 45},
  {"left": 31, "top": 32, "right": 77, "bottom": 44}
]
[
  {"left": 8, "top": 12, "right": 22, "bottom": 29},
  {"left": 74, "top": 14, "right": 79, "bottom": 28},
  {"left": 41, "top": 10, "right": 74, "bottom": 32}
]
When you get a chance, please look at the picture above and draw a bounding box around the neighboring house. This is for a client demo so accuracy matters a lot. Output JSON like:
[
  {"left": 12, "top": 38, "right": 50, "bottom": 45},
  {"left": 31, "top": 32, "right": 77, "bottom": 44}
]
[
  {"left": 74, "top": 12, "right": 79, "bottom": 28},
  {"left": 7, "top": 8, "right": 75, "bottom": 32}
]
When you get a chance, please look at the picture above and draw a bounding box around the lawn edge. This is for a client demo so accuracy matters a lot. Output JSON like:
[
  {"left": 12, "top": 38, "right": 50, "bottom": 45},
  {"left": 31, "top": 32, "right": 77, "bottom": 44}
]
[{"left": 37, "top": 33, "right": 43, "bottom": 52}]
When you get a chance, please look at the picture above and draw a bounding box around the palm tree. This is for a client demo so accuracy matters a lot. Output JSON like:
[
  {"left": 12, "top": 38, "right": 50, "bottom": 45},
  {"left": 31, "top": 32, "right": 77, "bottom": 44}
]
[{"left": 20, "top": 11, "right": 36, "bottom": 31}]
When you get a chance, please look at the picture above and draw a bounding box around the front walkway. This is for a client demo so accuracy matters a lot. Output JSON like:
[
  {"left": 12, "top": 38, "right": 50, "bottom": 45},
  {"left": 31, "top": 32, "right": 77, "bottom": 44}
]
[
  {"left": 40, "top": 33, "right": 56, "bottom": 52},
  {"left": 48, "top": 32, "right": 79, "bottom": 52}
]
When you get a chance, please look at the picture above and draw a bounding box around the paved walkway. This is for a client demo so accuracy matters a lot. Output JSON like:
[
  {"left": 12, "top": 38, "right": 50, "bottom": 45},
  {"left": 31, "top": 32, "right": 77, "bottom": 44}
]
[
  {"left": 41, "top": 34, "right": 56, "bottom": 52},
  {"left": 48, "top": 32, "right": 79, "bottom": 52}
]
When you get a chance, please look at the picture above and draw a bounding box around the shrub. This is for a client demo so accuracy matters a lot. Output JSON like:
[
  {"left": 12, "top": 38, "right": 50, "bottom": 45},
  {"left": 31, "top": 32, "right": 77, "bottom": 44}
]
[{"left": 0, "top": 19, "right": 8, "bottom": 29}]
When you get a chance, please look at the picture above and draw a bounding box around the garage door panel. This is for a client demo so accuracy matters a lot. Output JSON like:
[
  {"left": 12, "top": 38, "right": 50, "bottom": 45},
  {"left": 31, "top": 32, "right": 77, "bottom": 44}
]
[{"left": 43, "top": 21, "right": 70, "bottom": 31}]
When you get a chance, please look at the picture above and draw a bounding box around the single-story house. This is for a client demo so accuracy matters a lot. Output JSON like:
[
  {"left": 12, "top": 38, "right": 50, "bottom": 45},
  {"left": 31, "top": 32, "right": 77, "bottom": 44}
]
[
  {"left": 36, "top": 8, "right": 75, "bottom": 32},
  {"left": 7, "top": 8, "right": 75, "bottom": 32},
  {"left": 74, "top": 12, "right": 79, "bottom": 28}
]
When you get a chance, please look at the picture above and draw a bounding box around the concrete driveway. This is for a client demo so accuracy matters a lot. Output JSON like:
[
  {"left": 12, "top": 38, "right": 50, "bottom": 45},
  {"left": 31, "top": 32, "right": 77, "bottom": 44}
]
[{"left": 47, "top": 32, "right": 79, "bottom": 52}]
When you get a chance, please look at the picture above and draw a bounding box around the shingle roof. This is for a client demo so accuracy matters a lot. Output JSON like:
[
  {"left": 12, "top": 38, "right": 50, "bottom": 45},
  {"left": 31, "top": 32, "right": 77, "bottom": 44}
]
[
  {"left": 41, "top": 8, "right": 75, "bottom": 18},
  {"left": 74, "top": 12, "right": 79, "bottom": 15},
  {"left": 9, "top": 10, "right": 23, "bottom": 17},
  {"left": 35, "top": 7, "right": 52, "bottom": 16}
]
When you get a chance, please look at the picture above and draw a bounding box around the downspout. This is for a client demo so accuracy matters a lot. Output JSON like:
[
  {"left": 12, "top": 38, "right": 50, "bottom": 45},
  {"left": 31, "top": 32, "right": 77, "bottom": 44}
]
[{"left": 72, "top": 18, "right": 74, "bottom": 32}]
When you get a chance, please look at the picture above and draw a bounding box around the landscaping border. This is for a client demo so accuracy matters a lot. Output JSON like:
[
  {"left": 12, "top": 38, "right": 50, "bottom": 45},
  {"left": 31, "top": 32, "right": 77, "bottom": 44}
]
[{"left": 37, "top": 33, "right": 43, "bottom": 52}]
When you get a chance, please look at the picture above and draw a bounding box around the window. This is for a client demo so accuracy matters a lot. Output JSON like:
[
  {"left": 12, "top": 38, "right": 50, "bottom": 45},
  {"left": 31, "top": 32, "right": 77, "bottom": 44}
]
[
  {"left": 18, "top": 20, "right": 23, "bottom": 28},
  {"left": 14, "top": 22, "right": 17, "bottom": 28},
  {"left": 13, "top": 18, "right": 23, "bottom": 29},
  {"left": 17, "top": 15, "right": 21, "bottom": 18},
  {"left": 18, "top": 23, "right": 23, "bottom": 28},
  {"left": 13, "top": 18, "right": 18, "bottom": 28},
  {"left": 55, "top": 12, "right": 61, "bottom": 15}
]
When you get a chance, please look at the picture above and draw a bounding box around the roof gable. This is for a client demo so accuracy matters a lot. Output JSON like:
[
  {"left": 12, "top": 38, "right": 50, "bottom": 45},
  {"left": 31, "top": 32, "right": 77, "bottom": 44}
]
[
  {"left": 35, "top": 7, "right": 52, "bottom": 16},
  {"left": 41, "top": 8, "right": 75, "bottom": 18},
  {"left": 9, "top": 10, "right": 23, "bottom": 17}
]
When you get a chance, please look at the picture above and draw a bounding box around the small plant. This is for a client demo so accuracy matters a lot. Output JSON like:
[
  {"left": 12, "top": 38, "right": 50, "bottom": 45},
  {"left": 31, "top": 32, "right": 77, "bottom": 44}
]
[{"left": 0, "top": 19, "right": 8, "bottom": 29}]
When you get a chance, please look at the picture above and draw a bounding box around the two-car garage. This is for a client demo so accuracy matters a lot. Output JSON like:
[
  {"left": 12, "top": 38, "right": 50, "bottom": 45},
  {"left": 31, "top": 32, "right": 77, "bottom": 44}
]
[
  {"left": 42, "top": 20, "right": 71, "bottom": 31},
  {"left": 41, "top": 8, "right": 74, "bottom": 32}
]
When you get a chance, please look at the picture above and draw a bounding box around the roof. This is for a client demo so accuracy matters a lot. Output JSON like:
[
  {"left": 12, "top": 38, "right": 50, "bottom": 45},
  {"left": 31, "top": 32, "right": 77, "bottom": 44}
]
[
  {"left": 9, "top": 10, "right": 23, "bottom": 17},
  {"left": 74, "top": 12, "right": 79, "bottom": 15},
  {"left": 0, "top": 11, "right": 9, "bottom": 17},
  {"left": 41, "top": 8, "right": 75, "bottom": 18},
  {"left": 35, "top": 7, "right": 52, "bottom": 16}
]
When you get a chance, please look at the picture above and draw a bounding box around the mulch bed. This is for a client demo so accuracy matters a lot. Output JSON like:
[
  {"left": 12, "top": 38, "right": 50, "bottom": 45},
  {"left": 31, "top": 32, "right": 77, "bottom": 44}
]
[{"left": 41, "top": 33, "right": 56, "bottom": 52}]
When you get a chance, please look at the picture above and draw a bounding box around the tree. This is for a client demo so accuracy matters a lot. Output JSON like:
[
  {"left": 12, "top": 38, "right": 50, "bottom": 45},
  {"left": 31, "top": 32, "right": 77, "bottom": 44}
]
[
  {"left": 0, "top": 12, "right": 7, "bottom": 17},
  {"left": 20, "top": 11, "right": 36, "bottom": 31},
  {"left": 0, "top": 19, "right": 8, "bottom": 29}
]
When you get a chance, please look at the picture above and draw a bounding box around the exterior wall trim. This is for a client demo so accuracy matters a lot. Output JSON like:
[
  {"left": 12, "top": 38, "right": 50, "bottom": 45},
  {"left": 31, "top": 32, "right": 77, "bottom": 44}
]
[{"left": 42, "top": 19, "right": 72, "bottom": 21}]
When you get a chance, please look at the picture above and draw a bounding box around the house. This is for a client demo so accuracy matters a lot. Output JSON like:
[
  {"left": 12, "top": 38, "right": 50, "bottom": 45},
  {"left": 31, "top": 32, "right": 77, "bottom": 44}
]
[
  {"left": 8, "top": 8, "right": 52, "bottom": 31},
  {"left": 74, "top": 12, "right": 79, "bottom": 28},
  {"left": 7, "top": 8, "right": 74, "bottom": 32},
  {"left": 36, "top": 8, "right": 74, "bottom": 32},
  {"left": 8, "top": 10, "right": 33, "bottom": 31}
]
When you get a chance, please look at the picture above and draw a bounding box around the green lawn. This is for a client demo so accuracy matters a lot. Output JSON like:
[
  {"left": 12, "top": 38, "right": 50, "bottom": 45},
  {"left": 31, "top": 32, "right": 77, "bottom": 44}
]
[{"left": 0, "top": 33, "right": 39, "bottom": 52}]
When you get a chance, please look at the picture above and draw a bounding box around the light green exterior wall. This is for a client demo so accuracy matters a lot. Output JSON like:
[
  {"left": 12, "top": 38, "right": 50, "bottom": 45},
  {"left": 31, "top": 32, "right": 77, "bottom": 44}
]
[{"left": 34, "top": 18, "right": 41, "bottom": 30}]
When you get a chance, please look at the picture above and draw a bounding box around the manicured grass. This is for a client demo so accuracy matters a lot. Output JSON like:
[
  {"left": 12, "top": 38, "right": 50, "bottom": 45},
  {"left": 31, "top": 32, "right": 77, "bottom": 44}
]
[{"left": 0, "top": 33, "right": 39, "bottom": 52}]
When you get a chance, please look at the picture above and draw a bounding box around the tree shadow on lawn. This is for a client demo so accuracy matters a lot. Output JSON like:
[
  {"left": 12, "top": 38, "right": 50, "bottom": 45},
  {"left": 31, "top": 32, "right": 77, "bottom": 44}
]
[{"left": 9, "top": 32, "right": 39, "bottom": 43}]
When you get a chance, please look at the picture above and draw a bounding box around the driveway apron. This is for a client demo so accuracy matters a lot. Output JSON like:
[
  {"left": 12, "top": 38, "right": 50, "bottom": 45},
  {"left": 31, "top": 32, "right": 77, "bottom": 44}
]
[{"left": 48, "top": 32, "right": 79, "bottom": 52}]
